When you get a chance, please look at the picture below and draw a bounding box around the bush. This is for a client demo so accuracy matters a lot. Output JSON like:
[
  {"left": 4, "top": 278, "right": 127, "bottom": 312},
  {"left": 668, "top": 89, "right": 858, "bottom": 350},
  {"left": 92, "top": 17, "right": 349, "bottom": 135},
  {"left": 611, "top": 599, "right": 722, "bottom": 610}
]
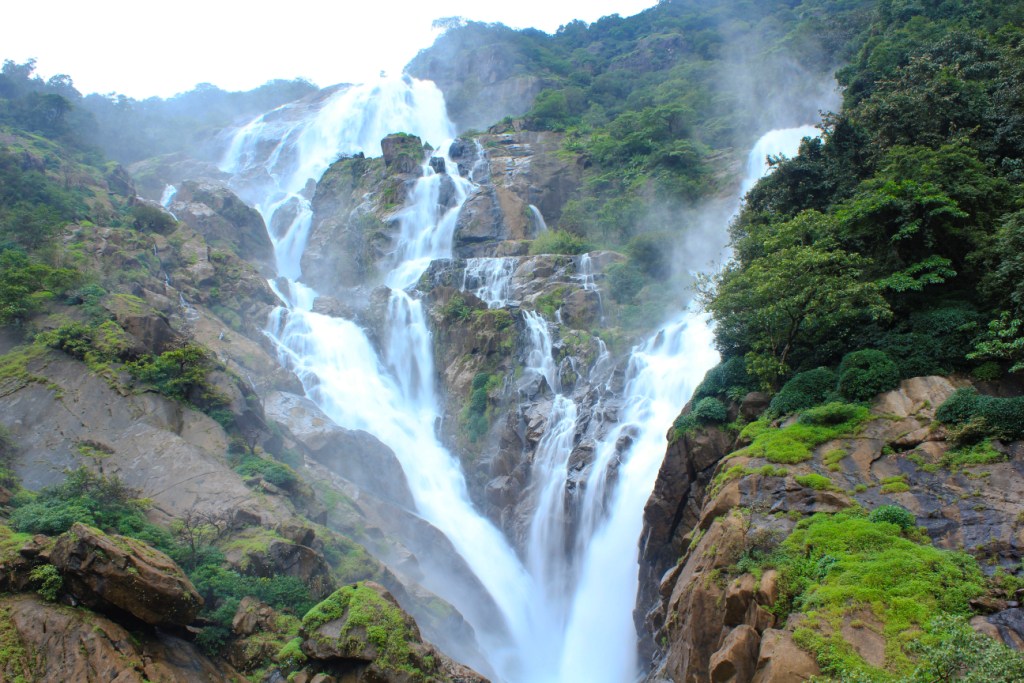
[
  {"left": 909, "top": 615, "right": 1024, "bottom": 682},
  {"left": 798, "top": 402, "right": 869, "bottom": 427},
  {"left": 28, "top": 564, "right": 62, "bottom": 601},
  {"left": 131, "top": 203, "right": 176, "bottom": 234},
  {"left": 837, "top": 349, "right": 900, "bottom": 402},
  {"left": 769, "top": 367, "right": 838, "bottom": 417},
  {"left": 795, "top": 473, "right": 834, "bottom": 490},
  {"left": 693, "top": 357, "right": 754, "bottom": 402},
  {"left": 233, "top": 455, "right": 298, "bottom": 488},
  {"left": 936, "top": 388, "right": 1024, "bottom": 441},
  {"left": 627, "top": 232, "right": 673, "bottom": 280},
  {"left": 606, "top": 263, "right": 645, "bottom": 303},
  {"left": 528, "top": 229, "right": 590, "bottom": 255},
  {"left": 692, "top": 397, "right": 727, "bottom": 423},
  {"left": 869, "top": 504, "right": 916, "bottom": 530},
  {"left": 935, "top": 388, "right": 981, "bottom": 425}
]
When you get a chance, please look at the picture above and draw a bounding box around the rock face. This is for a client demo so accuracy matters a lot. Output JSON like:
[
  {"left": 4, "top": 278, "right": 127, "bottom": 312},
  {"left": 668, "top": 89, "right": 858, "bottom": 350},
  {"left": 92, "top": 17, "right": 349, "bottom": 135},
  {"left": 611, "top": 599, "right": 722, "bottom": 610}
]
[
  {"left": 296, "top": 582, "right": 489, "bottom": 683},
  {"left": 406, "top": 31, "right": 544, "bottom": 132},
  {"left": 452, "top": 131, "right": 581, "bottom": 257},
  {"left": 51, "top": 523, "right": 202, "bottom": 626},
  {"left": 639, "top": 376, "right": 1024, "bottom": 681},
  {"left": 169, "top": 180, "right": 275, "bottom": 271},
  {"left": 0, "top": 594, "right": 243, "bottom": 682},
  {"left": 265, "top": 391, "right": 415, "bottom": 511}
]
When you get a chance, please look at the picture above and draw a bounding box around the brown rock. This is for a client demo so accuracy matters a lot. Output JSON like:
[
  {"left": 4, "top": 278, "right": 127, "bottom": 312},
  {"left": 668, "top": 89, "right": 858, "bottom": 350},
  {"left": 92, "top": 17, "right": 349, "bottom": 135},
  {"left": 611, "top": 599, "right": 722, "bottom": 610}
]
[
  {"left": 232, "top": 596, "right": 278, "bottom": 636},
  {"left": 745, "top": 602, "right": 776, "bottom": 634},
  {"left": 50, "top": 523, "right": 202, "bottom": 626},
  {"left": 740, "top": 392, "right": 771, "bottom": 421},
  {"left": 757, "top": 570, "right": 779, "bottom": 607},
  {"left": 725, "top": 574, "right": 757, "bottom": 626},
  {"left": 751, "top": 629, "right": 820, "bottom": 683},
  {"left": 2, "top": 594, "right": 242, "bottom": 682},
  {"left": 710, "top": 625, "right": 761, "bottom": 683}
]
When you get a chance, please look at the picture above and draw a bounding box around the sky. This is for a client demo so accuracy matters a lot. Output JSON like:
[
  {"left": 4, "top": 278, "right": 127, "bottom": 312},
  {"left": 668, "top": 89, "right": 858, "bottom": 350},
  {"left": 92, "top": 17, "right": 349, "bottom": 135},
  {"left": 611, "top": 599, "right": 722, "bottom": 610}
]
[{"left": 4, "top": 0, "right": 659, "bottom": 99}]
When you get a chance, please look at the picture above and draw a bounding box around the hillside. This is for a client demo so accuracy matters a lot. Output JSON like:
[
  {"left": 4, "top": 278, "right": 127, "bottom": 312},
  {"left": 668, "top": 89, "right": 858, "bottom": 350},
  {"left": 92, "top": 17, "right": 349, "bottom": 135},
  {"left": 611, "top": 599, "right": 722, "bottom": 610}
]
[{"left": 0, "top": 0, "right": 1023, "bottom": 681}]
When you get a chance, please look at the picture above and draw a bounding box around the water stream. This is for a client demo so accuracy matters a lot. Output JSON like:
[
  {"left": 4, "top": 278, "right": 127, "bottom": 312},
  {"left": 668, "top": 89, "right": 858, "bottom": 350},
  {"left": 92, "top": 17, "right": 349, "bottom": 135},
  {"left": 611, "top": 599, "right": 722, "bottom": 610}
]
[{"left": 219, "top": 74, "right": 818, "bottom": 682}]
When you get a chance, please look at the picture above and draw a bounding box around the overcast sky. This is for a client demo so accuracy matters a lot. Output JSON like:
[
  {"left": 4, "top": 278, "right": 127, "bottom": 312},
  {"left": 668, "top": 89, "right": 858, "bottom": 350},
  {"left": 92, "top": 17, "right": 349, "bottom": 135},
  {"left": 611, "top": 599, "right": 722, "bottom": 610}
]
[{"left": 3, "top": 0, "right": 658, "bottom": 99}]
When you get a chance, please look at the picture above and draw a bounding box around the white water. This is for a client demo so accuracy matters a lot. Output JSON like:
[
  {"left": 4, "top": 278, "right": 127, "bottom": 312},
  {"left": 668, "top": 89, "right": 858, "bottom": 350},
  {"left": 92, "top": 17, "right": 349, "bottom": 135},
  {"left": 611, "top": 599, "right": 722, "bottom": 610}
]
[
  {"left": 219, "top": 72, "right": 819, "bottom": 682},
  {"left": 462, "top": 257, "right": 517, "bottom": 308},
  {"left": 529, "top": 204, "right": 549, "bottom": 235}
]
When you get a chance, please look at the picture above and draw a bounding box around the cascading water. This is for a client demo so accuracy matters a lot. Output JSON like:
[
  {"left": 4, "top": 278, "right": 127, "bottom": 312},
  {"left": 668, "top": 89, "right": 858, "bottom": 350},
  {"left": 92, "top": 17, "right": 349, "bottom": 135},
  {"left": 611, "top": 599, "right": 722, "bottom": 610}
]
[
  {"left": 218, "top": 71, "right": 819, "bottom": 682},
  {"left": 462, "top": 257, "right": 517, "bottom": 308}
]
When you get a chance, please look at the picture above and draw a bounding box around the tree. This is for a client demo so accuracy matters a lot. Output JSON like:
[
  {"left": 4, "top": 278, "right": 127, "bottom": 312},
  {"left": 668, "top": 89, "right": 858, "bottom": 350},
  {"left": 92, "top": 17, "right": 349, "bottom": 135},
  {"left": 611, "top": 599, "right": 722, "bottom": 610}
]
[{"left": 702, "top": 212, "right": 890, "bottom": 387}]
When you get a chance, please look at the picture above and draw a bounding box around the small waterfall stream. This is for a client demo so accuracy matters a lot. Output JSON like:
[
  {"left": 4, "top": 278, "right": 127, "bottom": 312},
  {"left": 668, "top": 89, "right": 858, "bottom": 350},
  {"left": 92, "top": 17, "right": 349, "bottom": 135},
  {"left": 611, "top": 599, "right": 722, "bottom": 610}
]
[{"left": 219, "top": 74, "right": 819, "bottom": 682}]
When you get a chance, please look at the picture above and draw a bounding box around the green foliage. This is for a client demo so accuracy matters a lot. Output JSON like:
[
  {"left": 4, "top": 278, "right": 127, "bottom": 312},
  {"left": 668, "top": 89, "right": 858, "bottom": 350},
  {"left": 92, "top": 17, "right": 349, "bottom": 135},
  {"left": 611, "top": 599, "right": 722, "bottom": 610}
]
[
  {"left": 761, "top": 510, "right": 986, "bottom": 678},
  {"left": 0, "top": 250, "right": 80, "bottom": 325},
  {"left": 769, "top": 367, "right": 838, "bottom": 418},
  {"left": 9, "top": 468, "right": 172, "bottom": 547},
  {"left": 936, "top": 388, "right": 1024, "bottom": 442},
  {"left": 28, "top": 564, "right": 61, "bottom": 601},
  {"left": 734, "top": 406, "right": 869, "bottom": 465},
  {"left": 903, "top": 614, "right": 1024, "bottom": 683},
  {"left": 302, "top": 583, "right": 419, "bottom": 674},
  {"left": 126, "top": 344, "right": 230, "bottom": 414},
  {"left": 693, "top": 357, "right": 755, "bottom": 403},
  {"left": 130, "top": 203, "right": 175, "bottom": 234},
  {"left": 795, "top": 473, "right": 835, "bottom": 491},
  {"left": 606, "top": 263, "right": 644, "bottom": 304},
  {"left": 440, "top": 294, "right": 471, "bottom": 321},
  {"left": 799, "top": 402, "right": 870, "bottom": 427},
  {"left": 461, "top": 372, "right": 501, "bottom": 444},
  {"left": 869, "top": 505, "right": 916, "bottom": 530},
  {"left": 692, "top": 397, "right": 727, "bottom": 423},
  {"left": 837, "top": 349, "right": 900, "bottom": 402},
  {"left": 233, "top": 454, "right": 298, "bottom": 488},
  {"left": 969, "top": 311, "right": 1024, "bottom": 373},
  {"left": 190, "top": 564, "right": 315, "bottom": 620},
  {"left": 528, "top": 230, "right": 590, "bottom": 255}
]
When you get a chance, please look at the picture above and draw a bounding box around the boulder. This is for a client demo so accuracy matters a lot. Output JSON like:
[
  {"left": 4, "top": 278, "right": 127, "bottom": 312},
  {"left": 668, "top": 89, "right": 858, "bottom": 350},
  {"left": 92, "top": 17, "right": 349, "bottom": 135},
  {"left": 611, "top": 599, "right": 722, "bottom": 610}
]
[
  {"left": 232, "top": 596, "right": 279, "bottom": 637},
  {"left": 1, "top": 594, "right": 242, "bottom": 682},
  {"left": 170, "top": 180, "right": 274, "bottom": 269},
  {"left": 710, "top": 625, "right": 761, "bottom": 683},
  {"left": 50, "top": 523, "right": 202, "bottom": 626},
  {"left": 750, "top": 629, "right": 820, "bottom": 683}
]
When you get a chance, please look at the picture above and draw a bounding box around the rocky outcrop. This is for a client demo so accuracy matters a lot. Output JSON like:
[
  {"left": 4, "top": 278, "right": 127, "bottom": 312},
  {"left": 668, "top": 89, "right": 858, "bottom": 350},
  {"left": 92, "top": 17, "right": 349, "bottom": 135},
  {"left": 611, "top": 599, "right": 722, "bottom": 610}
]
[
  {"left": 295, "top": 582, "right": 489, "bottom": 683},
  {"left": 169, "top": 180, "right": 275, "bottom": 271},
  {"left": 0, "top": 594, "right": 243, "bottom": 682},
  {"left": 127, "top": 151, "right": 229, "bottom": 201},
  {"left": 50, "top": 523, "right": 202, "bottom": 626},
  {"left": 640, "top": 376, "right": 1024, "bottom": 681},
  {"left": 265, "top": 391, "right": 414, "bottom": 511},
  {"left": 452, "top": 131, "right": 581, "bottom": 257}
]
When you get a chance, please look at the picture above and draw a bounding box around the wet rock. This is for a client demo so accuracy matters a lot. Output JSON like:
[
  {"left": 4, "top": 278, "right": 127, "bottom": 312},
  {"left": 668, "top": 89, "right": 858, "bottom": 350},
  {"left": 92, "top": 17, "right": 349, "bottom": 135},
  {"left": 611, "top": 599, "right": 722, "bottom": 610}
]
[
  {"left": 232, "top": 596, "right": 279, "bottom": 637},
  {"left": 381, "top": 134, "right": 424, "bottom": 175},
  {"left": 50, "top": 523, "right": 202, "bottom": 626},
  {"left": 265, "top": 391, "right": 415, "bottom": 511},
  {"left": 170, "top": 181, "right": 274, "bottom": 270}
]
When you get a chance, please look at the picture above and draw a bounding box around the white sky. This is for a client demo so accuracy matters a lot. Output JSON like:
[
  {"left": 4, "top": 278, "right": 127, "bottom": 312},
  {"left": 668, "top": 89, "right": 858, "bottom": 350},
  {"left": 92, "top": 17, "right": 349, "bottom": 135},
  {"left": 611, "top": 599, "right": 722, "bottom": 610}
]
[{"left": 4, "top": 0, "right": 658, "bottom": 99}]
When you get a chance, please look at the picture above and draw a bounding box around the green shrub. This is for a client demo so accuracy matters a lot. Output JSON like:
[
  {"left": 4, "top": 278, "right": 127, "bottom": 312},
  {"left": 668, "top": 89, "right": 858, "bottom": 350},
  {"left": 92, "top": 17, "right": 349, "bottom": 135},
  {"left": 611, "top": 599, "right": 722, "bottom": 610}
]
[
  {"left": 869, "top": 504, "right": 916, "bottom": 530},
  {"left": 936, "top": 388, "right": 981, "bottom": 425},
  {"left": 606, "top": 263, "right": 645, "bottom": 303},
  {"left": 130, "top": 203, "right": 176, "bottom": 234},
  {"left": 798, "top": 402, "right": 869, "bottom": 427},
  {"left": 627, "top": 232, "right": 672, "bottom": 279},
  {"left": 936, "top": 388, "right": 1024, "bottom": 441},
  {"left": 971, "top": 361, "right": 1002, "bottom": 382},
  {"left": 528, "top": 229, "right": 590, "bottom": 255},
  {"left": 837, "top": 349, "right": 900, "bottom": 402},
  {"left": 692, "top": 397, "right": 727, "bottom": 423},
  {"left": 769, "top": 367, "right": 838, "bottom": 417},
  {"left": 233, "top": 455, "right": 298, "bottom": 488},
  {"left": 28, "top": 564, "right": 62, "bottom": 601},
  {"left": 908, "top": 615, "right": 1024, "bottom": 682},
  {"left": 693, "top": 357, "right": 754, "bottom": 402}
]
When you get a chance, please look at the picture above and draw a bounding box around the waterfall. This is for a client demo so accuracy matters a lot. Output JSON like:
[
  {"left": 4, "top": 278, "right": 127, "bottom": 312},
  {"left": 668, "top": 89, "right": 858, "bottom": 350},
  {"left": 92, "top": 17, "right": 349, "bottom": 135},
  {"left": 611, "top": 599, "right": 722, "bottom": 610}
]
[
  {"left": 462, "top": 257, "right": 517, "bottom": 308},
  {"left": 529, "top": 204, "right": 549, "bottom": 235},
  {"left": 218, "top": 71, "right": 819, "bottom": 681}
]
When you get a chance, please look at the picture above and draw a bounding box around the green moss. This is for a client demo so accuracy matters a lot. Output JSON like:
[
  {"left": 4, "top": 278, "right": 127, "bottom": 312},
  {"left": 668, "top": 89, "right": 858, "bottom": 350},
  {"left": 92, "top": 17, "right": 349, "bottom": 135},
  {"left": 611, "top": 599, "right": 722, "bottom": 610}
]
[
  {"left": 302, "top": 583, "right": 421, "bottom": 675},
  {"left": 879, "top": 475, "right": 910, "bottom": 494},
  {"left": 824, "top": 448, "right": 848, "bottom": 472},
  {"left": 733, "top": 407, "right": 869, "bottom": 465},
  {"left": 534, "top": 286, "right": 569, "bottom": 318},
  {"left": 757, "top": 510, "right": 986, "bottom": 678},
  {"left": 941, "top": 441, "right": 1006, "bottom": 470},
  {"left": 795, "top": 473, "right": 835, "bottom": 491},
  {"left": 0, "top": 604, "right": 30, "bottom": 682}
]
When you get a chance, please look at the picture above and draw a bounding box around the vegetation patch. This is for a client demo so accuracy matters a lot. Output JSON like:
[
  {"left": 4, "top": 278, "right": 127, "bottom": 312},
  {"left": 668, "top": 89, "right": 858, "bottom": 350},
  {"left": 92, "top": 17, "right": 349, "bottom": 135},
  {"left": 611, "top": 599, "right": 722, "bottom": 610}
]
[
  {"left": 743, "top": 510, "right": 986, "bottom": 679},
  {"left": 733, "top": 405, "right": 869, "bottom": 465},
  {"left": 795, "top": 473, "right": 835, "bottom": 491}
]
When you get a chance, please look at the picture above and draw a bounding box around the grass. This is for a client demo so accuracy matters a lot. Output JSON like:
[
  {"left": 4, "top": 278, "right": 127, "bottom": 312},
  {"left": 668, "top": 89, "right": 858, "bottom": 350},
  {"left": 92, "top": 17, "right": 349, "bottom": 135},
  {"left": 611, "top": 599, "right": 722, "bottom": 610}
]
[
  {"left": 795, "top": 473, "right": 836, "bottom": 491},
  {"left": 749, "top": 510, "right": 985, "bottom": 679},
  {"left": 732, "top": 404, "right": 870, "bottom": 465},
  {"left": 879, "top": 475, "right": 910, "bottom": 494},
  {"left": 941, "top": 441, "right": 1007, "bottom": 471}
]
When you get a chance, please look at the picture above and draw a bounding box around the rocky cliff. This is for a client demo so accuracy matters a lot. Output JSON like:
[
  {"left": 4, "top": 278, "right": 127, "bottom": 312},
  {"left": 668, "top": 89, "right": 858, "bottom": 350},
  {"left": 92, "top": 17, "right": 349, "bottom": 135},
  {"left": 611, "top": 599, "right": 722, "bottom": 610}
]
[{"left": 638, "top": 377, "right": 1024, "bottom": 682}]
